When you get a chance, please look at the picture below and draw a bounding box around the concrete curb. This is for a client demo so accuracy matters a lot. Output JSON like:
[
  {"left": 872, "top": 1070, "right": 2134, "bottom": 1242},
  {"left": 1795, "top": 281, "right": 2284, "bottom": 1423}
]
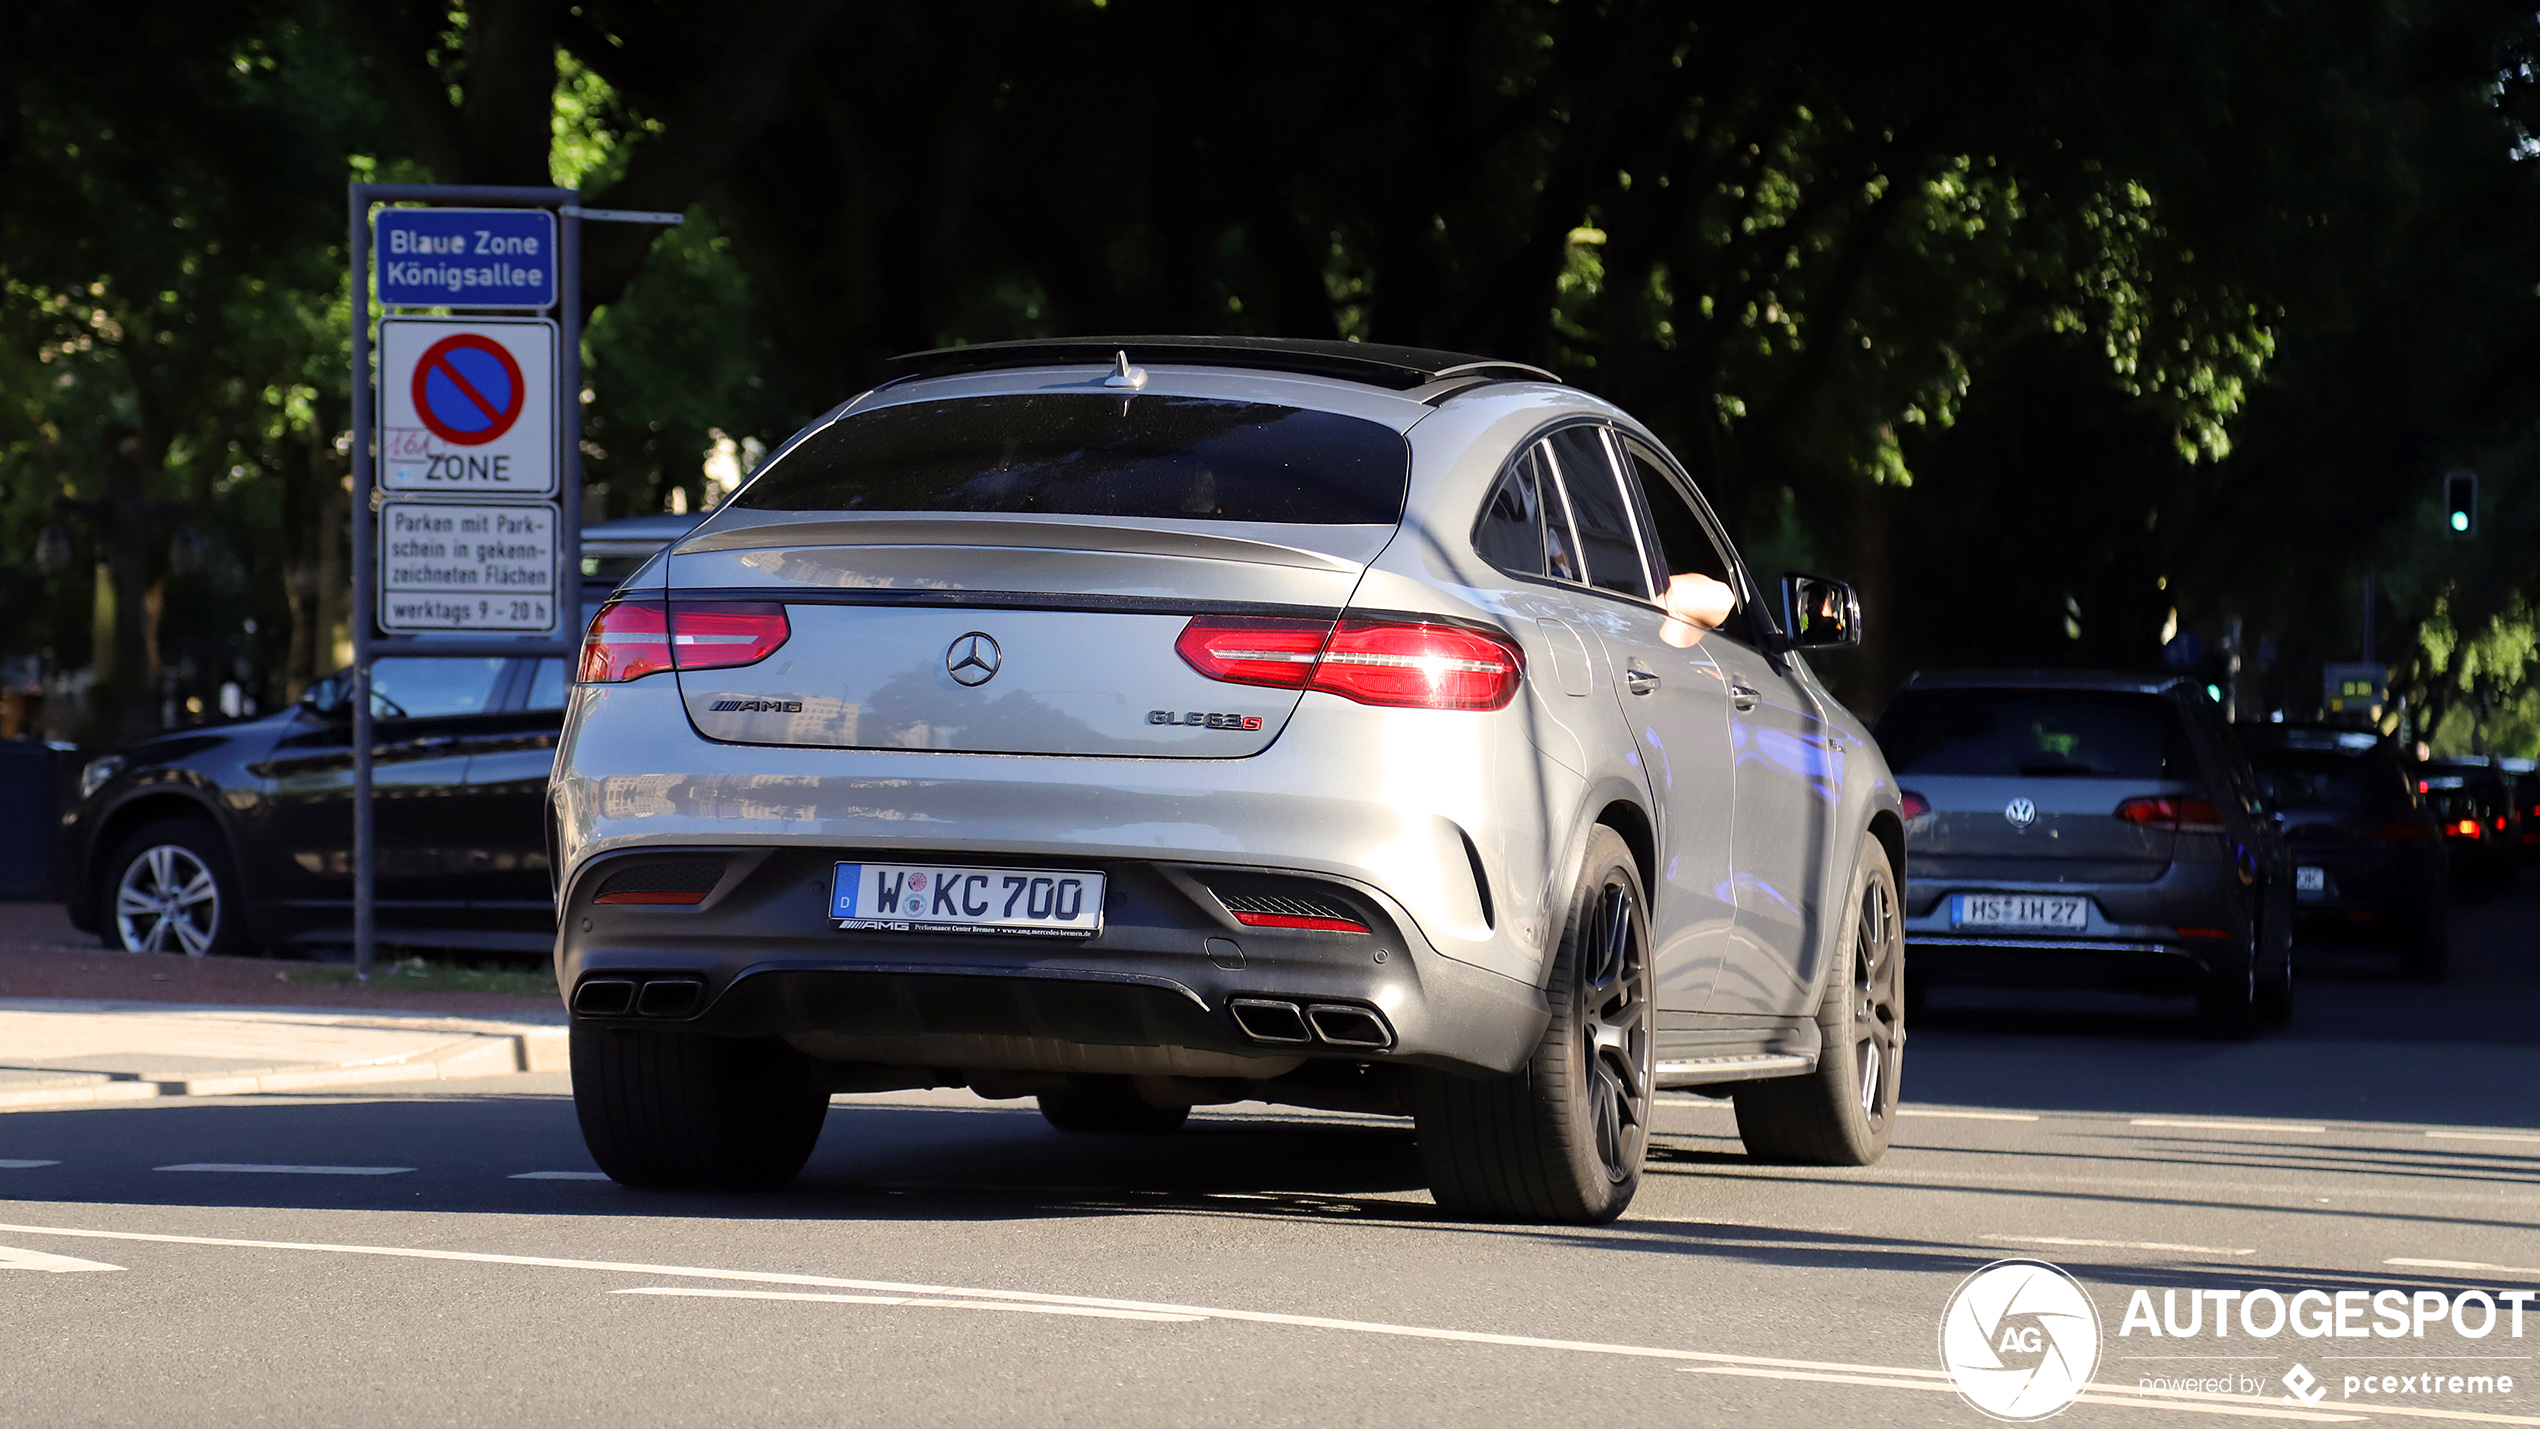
[{"left": 0, "top": 1026, "right": 568, "bottom": 1111}]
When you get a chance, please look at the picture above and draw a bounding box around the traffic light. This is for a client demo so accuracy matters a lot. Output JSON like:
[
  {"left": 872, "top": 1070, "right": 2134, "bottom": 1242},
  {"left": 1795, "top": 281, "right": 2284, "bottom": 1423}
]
[{"left": 2444, "top": 469, "right": 2477, "bottom": 536}]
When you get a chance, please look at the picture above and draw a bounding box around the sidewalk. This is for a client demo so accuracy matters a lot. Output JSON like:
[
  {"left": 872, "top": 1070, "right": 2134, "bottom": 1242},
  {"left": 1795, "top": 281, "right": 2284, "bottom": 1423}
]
[{"left": 0, "top": 902, "right": 569, "bottom": 1111}]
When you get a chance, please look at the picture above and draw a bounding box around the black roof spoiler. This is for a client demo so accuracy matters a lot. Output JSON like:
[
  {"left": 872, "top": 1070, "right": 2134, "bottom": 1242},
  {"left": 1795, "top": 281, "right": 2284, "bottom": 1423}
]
[{"left": 890, "top": 335, "right": 1562, "bottom": 393}]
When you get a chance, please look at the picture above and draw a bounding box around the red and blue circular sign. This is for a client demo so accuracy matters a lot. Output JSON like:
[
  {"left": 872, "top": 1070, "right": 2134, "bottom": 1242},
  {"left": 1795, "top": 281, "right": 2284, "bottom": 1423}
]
[{"left": 410, "top": 333, "right": 527, "bottom": 446}]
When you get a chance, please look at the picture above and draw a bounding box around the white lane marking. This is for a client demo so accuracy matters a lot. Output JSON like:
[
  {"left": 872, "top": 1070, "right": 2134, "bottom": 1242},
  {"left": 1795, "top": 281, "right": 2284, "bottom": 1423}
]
[
  {"left": 1899, "top": 1109, "right": 2040, "bottom": 1122},
  {"left": 509, "top": 1171, "right": 610, "bottom": 1181},
  {"left": 154, "top": 1164, "right": 413, "bottom": 1176},
  {"left": 0, "top": 1245, "right": 122, "bottom": 1273},
  {"left": 0, "top": 1159, "right": 61, "bottom": 1169},
  {"left": 0, "top": 1221, "right": 2527, "bottom": 1425},
  {"left": 1682, "top": 1367, "right": 2361, "bottom": 1422},
  {"left": 1981, "top": 1233, "right": 2257, "bottom": 1256},
  {"left": 1654, "top": 1096, "right": 1732, "bottom": 1107},
  {"left": 2131, "top": 1119, "right": 2328, "bottom": 1134},
  {"left": 2425, "top": 1131, "right": 2540, "bottom": 1145},
  {"left": 2388, "top": 1257, "right": 2540, "bottom": 1278},
  {"left": 613, "top": 1287, "right": 1203, "bottom": 1322}
]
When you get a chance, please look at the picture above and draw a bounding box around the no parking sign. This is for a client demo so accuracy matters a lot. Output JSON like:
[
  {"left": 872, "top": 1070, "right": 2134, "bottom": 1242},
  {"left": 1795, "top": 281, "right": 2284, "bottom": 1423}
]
[{"left": 378, "top": 316, "right": 556, "bottom": 497}]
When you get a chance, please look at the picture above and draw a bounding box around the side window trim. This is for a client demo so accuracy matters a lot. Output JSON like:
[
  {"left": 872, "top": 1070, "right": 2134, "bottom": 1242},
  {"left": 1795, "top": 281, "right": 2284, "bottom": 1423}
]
[
  {"left": 1537, "top": 437, "right": 1589, "bottom": 589},
  {"left": 1596, "top": 427, "right": 1660, "bottom": 597}
]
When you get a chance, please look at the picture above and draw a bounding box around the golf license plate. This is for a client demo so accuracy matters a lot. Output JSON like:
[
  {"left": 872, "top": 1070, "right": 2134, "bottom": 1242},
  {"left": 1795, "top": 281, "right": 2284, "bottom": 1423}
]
[
  {"left": 830, "top": 862, "right": 1104, "bottom": 938},
  {"left": 1951, "top": 893, "right": 2089, "bottom": 930}
]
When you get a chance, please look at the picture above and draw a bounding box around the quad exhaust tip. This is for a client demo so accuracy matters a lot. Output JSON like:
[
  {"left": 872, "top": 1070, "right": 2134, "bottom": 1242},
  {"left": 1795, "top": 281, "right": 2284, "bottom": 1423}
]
[
  {"left": 572, "top": 975, "right": 705, "bottom": 1020},
  {"left": 1229, "top": 997, "right": 1392, "bottom": 1050}
]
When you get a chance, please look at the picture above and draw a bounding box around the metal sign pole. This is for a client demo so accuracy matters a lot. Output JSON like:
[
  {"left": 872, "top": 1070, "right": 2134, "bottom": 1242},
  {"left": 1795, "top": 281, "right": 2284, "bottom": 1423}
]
[{"left": 348, "top": 181, "right": 587, "bottom": 981}]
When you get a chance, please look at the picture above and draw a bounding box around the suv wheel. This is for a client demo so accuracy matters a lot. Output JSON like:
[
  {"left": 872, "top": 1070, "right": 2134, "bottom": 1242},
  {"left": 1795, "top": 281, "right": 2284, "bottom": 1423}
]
[
  {"left": 1413, "top": 826, "right": 1653, "bottom": 1224},
  {"left": 101, "top": 819, "right": 242, "bottom": 958},
  {"left": 1038, "top": 1078, "right": 1191, "bottom": 1134},
  {"left": 2254, "top": 913, "right": 2294, "bottom": 1028},
  {"left": 571, "top": 1026, "right": 830, "bottom": 1190},
  {"left": 1733, "top": 834, "right": 1902, "bottom": 1165},
  {"left": 2196, "top": 958, "right": 2259, "bottom": 1039}
]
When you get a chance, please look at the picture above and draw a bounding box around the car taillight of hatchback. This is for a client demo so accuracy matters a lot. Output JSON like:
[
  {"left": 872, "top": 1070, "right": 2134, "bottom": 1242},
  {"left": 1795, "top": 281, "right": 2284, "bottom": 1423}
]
[{"left": 2113, "top": 795, "right": 2227, "bottom": 834}]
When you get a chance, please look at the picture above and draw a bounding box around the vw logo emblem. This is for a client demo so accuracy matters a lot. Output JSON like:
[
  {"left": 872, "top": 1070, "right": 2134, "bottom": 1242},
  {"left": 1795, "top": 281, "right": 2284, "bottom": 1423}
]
[
  {"left": 946, "top": 632, "right": 1001, "bottom": 687},
  {"left": 2004, "top": 797, "right": 2038, "bottom": 829}
]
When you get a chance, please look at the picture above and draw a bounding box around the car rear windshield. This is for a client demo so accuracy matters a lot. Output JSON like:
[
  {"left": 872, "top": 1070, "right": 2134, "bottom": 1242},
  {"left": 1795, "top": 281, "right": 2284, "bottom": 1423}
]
[
  {"left": 2248, "top": 751, "right": 2413, "bottom": 816},
  {"left": 1876, "top": 690, "right": 2196, "bottom": 781},
  {"left": 732, "top": 394, "right": 1410, "bottom": 524}
]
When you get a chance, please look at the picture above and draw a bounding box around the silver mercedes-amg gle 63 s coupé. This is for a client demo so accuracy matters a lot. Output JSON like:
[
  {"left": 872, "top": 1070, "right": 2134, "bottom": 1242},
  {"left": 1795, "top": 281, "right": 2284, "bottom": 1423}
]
[{"left": 552, "top": 336, "right": 1907, "bottom": 1223}]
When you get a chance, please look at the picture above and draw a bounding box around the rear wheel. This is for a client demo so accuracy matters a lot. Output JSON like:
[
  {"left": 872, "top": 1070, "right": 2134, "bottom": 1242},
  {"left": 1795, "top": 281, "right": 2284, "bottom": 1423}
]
[
  {"left": 100, "top": 819, "right": 242, "bottom": 958},
  {"left": 1734, "top": 834, "right": 1903, "bottom": 1166},
  {"left": 1413, "top": 826, "right": 1653, "bottom": 1224},
  {"left": 2254, "top": 911, "right": 2294, "bottom": 1028},
  {"left": 571, "top": 1026, "right": 830, "bottom": 1190},
  {"left": 2196, "top": 956, "right": 2259, "bottom": 1039},
  {"left": 1038, "top": 1079, "right": 1191, "bottom": 1134}
]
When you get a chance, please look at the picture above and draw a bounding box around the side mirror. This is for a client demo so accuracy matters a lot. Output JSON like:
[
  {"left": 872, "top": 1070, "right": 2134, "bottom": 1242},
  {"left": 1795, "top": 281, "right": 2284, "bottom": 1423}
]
[
  {"left": 303, "top": 675, "right": 348, "bottom": 717},
  {"left": 1780, "top": 573, "right": 1862, "bottom": 649}
]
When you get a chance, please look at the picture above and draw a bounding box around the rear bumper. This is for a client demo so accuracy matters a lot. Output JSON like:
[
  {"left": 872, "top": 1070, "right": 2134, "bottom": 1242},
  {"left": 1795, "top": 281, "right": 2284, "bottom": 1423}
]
[
  {"left": 556, "top": 845, "right": 1551, "bottom": 1080},
  {"left": 1903, "top": 861, "right": 2249, "bottom": 992}
]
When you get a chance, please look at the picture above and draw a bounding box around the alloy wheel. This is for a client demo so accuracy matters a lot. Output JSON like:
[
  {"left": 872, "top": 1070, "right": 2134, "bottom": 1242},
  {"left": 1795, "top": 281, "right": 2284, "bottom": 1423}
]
[
  {"left": 1852, "top": 872, "right": 1902, "bottom": 1127},
  {"left": 115, "top": 844, "right": 220, "bottom": 957},
  {"left": 1580, "top": 881, "right": 1654, "bottom": 1182}
]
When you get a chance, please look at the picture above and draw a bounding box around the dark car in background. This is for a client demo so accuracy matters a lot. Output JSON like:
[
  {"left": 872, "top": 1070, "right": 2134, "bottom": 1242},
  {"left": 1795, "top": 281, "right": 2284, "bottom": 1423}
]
[
  {"left": 2516, "top": 765, "right": 2540, "bottom": 864},
  {"left": 55, "top": 515, "right": 695, "bottom": 959},
  {"left": 2239, "top": 726, "right": 2447, "bottom": 982},
  {"left": 1876, "top": 671, "right": 2293, "bottom": 1035},
  {"left": 2414, "top": 757, "right": 2520, "bottom": 889}
]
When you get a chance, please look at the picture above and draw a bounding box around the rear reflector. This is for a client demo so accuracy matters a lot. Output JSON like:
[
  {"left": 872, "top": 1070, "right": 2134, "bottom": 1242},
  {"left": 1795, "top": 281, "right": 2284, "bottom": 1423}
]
[
  {"left": 1230, "top": 910, "right": 1371, "bottom": 934},
  {"left": 2114, "top": 795, "right": 2226, "bottom": 835},
  {"left": 1899, "top": 790, "right": 1931, "bottom": 820},
  {"left": 1175, "top": 615, "right": 1524, "bottom": 711},
  {"left": 594, "top": 889, "right": 708, "bottom": 906},
  {"left": 580, "top": 600, "right": 789, "bottom": 683},
  {"left": 2175, "top": 925, "right": 2234, "bottom": 940}
]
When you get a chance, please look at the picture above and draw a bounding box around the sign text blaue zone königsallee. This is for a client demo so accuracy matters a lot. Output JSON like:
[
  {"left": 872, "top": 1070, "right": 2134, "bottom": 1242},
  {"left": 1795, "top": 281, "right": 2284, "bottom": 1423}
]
[{"left": 374, "top": 207, "right": 559, "bottom": 310}]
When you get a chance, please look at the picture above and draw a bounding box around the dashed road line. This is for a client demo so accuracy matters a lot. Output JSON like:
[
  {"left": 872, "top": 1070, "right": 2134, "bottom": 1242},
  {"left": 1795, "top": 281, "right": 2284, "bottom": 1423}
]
[
  {"left": 2133, "top": 1119, "right": 2329, "bottom": 1134},
  {"left": 1901, "top": 1109, "right": 2041, "bottom": 1122},
  {"left": 614, "top": 1287, "right": 1203, "bottom": 1322},
  {"left": 0, "top": 1159, "right": 60, "bottom": 1168},
  {"left": 0, "top": 1245, "right": 121, "bottom": 1273},
  {"left": 1981, "top": 1233, "right": 2257, "bottom": 1256},
  {"left": 2424, "top": 1132, "right": 2540, "bottom": 1146},
  {"left": 509, "top": 1171, "right": 609, "bottom": 1181}
]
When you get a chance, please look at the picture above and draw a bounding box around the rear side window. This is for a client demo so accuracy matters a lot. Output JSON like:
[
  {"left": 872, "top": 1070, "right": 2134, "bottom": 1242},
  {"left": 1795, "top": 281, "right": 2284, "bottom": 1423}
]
[
  {"left": 733, "top": 394, "right": 1409, "bottom": 524},
  {"left": 1474, "top": 450, "right": 1549, "bottom": 577},
  {"left": 1542, "top": 427, "right": 1650, "bottom": 599},
  {"left": 1876, "top": 691, "right": 2197, "bottom": 780},
  {"left": 366, "top": 657, "right": 508, "bottom": 721}
]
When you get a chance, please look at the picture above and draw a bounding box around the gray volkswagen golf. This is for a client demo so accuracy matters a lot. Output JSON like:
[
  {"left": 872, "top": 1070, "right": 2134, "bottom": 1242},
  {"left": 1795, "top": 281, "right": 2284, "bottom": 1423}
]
[
  {"left": 1875, "top": 671, "right": 2293, "bottom": 1035},
  {"left": 550, "top": 337, "right": 1907, "bottom": 1223}
]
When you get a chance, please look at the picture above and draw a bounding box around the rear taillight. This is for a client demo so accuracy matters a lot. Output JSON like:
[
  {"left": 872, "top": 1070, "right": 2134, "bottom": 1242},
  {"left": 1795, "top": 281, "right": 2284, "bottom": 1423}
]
[
  {"left": 2374, "top": 822, "right": 2434, "bottom": 842},
  {"left": 1174, "top": 617, "right": 1330, "bottom": 689},
  {"left": 1175, "top": 615, "right": 1524, "bottom": 711},
  {"left": 579, "top": 600, "right": 789, "bottom": 683},
  {"left": 2449, "top": 818, "right": 2482, "bottom": 838},
  {"left": 580, "top": 600, "right": 671, "bottom": 683},
  {"left": 2114, "top": 796, "right": 2227, "bottom": 835},
  {"left": 670, "top": 602, "right": 790, "bottom": 671},
  {"left": 2496, "top": 816, "right": 2509, "bottom": 833},
  {"left": 1900, "top": 791, "right": 1931, "bottom": 820}
]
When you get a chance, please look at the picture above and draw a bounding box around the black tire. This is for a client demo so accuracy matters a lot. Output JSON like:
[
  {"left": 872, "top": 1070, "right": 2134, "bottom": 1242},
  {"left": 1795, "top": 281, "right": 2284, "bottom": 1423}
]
[
  {"left": 1412, "top": 826, "right": 1654, "bottom": 1224},
  {"left": 570, "top": 1025, "right": 830, "bottom": 1190},
  {"left": 2254, "top": 912, "right": 2294, "bottom": 1028},
  {"left": 2196, "top": 956, "right": 2259, "bottom": 1039},
  {"left": 1733, "top": 834, "right": 1903, "bottom": 1166},
  {"left": 2404, "top": 902, "right": 2450, "bottom": 984},
  {"left": 97, "top": 819, "right": 244, "bottom": 958},
  {"left": 1037, "top": 1079, "right": 1191, "bottom": 1134}
]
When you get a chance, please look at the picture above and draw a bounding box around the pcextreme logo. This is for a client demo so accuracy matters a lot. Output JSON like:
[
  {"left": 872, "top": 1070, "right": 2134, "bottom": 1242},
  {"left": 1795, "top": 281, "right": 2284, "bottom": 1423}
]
[{"left": 1939, "top": 1260, "right": 2103, "bottom": 1421}]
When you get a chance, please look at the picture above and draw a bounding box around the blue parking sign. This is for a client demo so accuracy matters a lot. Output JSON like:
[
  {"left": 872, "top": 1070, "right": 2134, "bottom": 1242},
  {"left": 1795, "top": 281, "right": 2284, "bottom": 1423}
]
[{"left": 375, "top": 208, "right": 557, "bottom": 310}]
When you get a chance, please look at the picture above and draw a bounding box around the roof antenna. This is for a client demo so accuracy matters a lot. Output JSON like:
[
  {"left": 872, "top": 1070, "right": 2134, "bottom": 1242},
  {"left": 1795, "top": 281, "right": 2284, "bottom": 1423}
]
[{"left": 1103, "top": 350, "right": 1149, "bottom": 391}]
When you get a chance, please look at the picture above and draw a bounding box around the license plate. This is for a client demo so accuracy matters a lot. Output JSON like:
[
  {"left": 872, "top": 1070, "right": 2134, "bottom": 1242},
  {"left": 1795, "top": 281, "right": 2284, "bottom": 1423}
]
[
  {"left": 1951, "top": 894, "right": 2089, "bottom": 930},
  {"left": 2295, "top": 866, "right": 2326, "bottom": 893},
  {"left": 830, "top": 862, "right": 1104, "bottom": 937}
]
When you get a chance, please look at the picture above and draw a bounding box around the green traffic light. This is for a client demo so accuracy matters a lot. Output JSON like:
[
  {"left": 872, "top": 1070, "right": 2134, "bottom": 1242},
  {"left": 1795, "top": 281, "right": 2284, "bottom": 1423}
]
[
  {"left": 2451, "top": 511, "right": 2470, "bottom": 531},
  {"left": 2205, "top": 684, "right": 2223, "bottom": 702}
]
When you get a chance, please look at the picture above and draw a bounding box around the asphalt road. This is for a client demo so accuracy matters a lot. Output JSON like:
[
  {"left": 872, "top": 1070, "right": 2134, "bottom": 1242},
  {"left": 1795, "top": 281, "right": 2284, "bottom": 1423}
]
[{"left": 4, "top": 889, "right": 2537, "bottom": 1428}]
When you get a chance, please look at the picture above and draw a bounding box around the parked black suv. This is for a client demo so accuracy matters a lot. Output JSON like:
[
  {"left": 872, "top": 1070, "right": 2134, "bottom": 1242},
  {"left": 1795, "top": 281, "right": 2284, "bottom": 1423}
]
[
  {"left": 1876, "top": 670, "right": 2294, "bottom": 1035},
  {"left": 56, "top": 515, "right": 695, "bottom": 958},
  {"left": 2239, "top": 725, "right": 2447, "bottom": 981}
]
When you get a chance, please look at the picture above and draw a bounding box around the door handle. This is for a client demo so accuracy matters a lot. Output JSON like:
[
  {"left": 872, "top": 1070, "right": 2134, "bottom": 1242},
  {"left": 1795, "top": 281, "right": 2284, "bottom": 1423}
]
[
  {"left": 1729, "top": 683, "right": 1760, "bottom": 712},
  {"left": 1623, "top": 663, "right": 1660, "bottom": 696}
]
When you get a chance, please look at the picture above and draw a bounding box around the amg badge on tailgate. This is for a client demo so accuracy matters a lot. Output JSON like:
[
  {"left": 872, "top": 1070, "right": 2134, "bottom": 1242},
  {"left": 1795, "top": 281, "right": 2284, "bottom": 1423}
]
[
  {"left": 1148, "top": 709, "right": 1265, "bottom": 730},
  {"left": 708, "top": 698, "right": 805, "bottom": 713}
]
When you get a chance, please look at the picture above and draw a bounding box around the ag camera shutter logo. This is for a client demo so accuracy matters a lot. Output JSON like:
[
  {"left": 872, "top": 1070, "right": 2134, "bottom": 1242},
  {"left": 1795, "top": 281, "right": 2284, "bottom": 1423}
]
[{"left": 1939, "top": 1259, "right": 2103, "bottom": 1420}]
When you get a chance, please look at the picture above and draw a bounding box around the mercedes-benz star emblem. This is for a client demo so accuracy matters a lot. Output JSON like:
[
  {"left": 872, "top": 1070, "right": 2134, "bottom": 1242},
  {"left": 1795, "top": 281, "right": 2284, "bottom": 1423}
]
[
  {"left": 2004, "top": 797, "right": 2038, "bottom": 830},
  {"left": 946, "top": 632, "right": 1001, "bottom": 687}
]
